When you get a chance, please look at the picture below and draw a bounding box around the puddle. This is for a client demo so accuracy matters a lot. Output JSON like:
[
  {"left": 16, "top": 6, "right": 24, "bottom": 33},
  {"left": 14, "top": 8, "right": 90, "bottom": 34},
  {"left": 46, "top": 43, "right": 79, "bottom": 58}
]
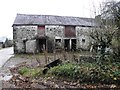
[
  {"left": 3, "top": 75, "right": 13, "bottom": 81},
  {"left": 9, "top": 65, "right": 15, "bottom": 68},
  {"left": 0, "top": 74, "right": 13, "bottom": 81},
  {"left": 0, "top": 65, "right": 14, "bottom": 81}
]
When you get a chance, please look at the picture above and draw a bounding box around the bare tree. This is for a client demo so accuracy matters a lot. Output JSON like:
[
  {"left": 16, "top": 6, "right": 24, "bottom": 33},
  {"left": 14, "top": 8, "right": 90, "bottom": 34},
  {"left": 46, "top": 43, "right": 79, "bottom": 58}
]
[
  {"left": 90, "top": 28, "right": 115, "bottom": 54},
  {"left": 110, "top": 1, "right": 120, "bottom": 58},
  {"left": 89, "top": 0, "right": 120, "bottom": 63},
  {"left": 89, "top": 0, "right": 118, "bottom": 54}
]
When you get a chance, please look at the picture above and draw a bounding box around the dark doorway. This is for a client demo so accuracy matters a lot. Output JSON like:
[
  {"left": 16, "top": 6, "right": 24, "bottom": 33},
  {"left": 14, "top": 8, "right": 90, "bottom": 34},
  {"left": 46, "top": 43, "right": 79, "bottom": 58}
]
[
  {"left": 55, "top": 39, "right": 61, "bottom": 49},
  {"left": 37, "top": 39, "right": 46, "bottom": 53},
  {"left": 55, "top": 39, "right": 61, "bottom": 42},
  {"left": 47, "top": 38, "right": 54, "bottom": 53},
  {"left": 64, "top": 39, "right": 70, "bottom": 51},
  {"left": 23, "top": 40, "right": 26, "bottom": 53},
  {"left": 71, "top": 39, "right": 76, "bottom": 51}
]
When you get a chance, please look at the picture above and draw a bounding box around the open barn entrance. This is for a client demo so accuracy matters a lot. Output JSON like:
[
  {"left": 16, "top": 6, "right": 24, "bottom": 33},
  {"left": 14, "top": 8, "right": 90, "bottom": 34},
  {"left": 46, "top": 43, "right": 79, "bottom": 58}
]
[
  {"left": 64, "top": 39, "right": 76, "bottom": 51},
  {"left": 55, "top": 39, "right": 61, "bottom": 49},
  {"left": 37, "top": 39, "right": 46, "bottom": 53},
  {"left": 64, "top": 39, "right": 70, "bottom": 51},
  {"left": 71, "top": 39, "right": 76, "bottom": 51}
]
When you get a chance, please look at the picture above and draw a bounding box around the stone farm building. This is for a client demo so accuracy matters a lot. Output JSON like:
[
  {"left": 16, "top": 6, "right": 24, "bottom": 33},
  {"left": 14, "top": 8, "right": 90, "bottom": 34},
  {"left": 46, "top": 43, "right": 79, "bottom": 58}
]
[{"left": 12, "top": 14, "right": 96, "bottom": 53}]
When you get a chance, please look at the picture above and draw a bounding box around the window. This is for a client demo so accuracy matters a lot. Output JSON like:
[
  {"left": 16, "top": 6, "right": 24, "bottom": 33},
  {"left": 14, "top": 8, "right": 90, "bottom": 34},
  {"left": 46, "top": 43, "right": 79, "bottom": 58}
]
[
  {"left": 82, "top": 39, "right": 85, "bottom": 43},
  {"left": 50, "top": 29, "right": 52, "bottom": 31},
  {"left": 56, "top": 39, "right": 61, "bottom": 42},
  {"left": 55, "top": 39, "right": 61, "bottom": 49}
]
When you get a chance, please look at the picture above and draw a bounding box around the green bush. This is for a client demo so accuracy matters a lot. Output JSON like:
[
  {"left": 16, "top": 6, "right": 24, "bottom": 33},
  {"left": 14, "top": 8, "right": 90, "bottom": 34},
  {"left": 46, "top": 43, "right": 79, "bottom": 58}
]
[
  {"left": 19, "top": 67, "right": 30, "bottom": 75},
  {"left": 19, "top": 67, "right": 42, "bottom": 77},
  {"left": 48, "top": 62, "right": 120, "bottom": 84},
  {"left": 48, "top": 63, "right": 80, "bottom": 79},
  {"left": 77, "top": 62, "right": 112, "bottom": 83},
  {"left": 110, "top": 62, "right": 120, "bottom": 83}
]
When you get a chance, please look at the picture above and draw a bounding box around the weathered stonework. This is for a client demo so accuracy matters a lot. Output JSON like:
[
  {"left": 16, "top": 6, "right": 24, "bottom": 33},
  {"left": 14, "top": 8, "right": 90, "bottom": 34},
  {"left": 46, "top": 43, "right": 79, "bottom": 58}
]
[
  {"left": 13, "top": 14, "right": 96, "bottom": 53},
  {"left": 76, "top": 26, "right": 92, "bottom": 50},
  {"left": 45, "top": 25, "right": 64, "bottom": 38},
  {"left": 16, "top": 41, "right": 25, "bottom": 53},
  {"left": 44, "top": 25, "right": 65, "bottom": 52},
  {"left": 26, "top": 40, "right": 36, "bottom": 53},
  {"left": 13, "top": 25, "right": 93, "bottom": 53},
  {"left": 14, "top": 26, "right": 37, "bottom": 40},
  {"left": 13, "top": 26, "right": 37, "bottom": 53}
]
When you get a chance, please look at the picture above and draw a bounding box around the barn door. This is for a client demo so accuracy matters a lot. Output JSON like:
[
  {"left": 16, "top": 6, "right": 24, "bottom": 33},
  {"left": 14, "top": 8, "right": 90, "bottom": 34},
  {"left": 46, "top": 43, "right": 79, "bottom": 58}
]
[
  {"left": 38, "top": 26, "right": 45, "bottom": 37},
  {"left": 71, "top": 39, "right": 76, "bottom": 51}
]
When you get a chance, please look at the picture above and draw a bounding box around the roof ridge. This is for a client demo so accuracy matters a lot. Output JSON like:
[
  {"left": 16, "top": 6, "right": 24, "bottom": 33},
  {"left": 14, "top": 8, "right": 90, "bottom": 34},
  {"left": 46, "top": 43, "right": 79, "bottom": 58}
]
[
  {"left": 13, "top": 13, "right": 96, "bottom": 26},
  {"left": 17, "top": 13, "right": 94, "bottom": 19}
]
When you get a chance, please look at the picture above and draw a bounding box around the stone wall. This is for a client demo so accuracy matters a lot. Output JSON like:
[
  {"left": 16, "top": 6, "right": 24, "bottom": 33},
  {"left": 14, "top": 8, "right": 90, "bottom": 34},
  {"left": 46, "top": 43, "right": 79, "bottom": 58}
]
[
  {"left": 45, "top": 25, "right": 92, "bottom": 50},
  {"left": 13, "top": 25, "right": 93, "bottom": 53},
  {"left": 44, "top": 25, "right": 64, "bottom": 52},
  {"left": 14, "top": 26, "right": 37, "bottom": 41},
  {"left": 76, "top": 26, "right": 92, "bottom": 50},
  {"left": 13, "top": 26, "right": 37, "bottom": 53},
  {"left": 26, "top": 40, "right": 36, "bottom": 53},
  {"left": 45, "top": 25, "right": 64, "bottom": 39},
  {"left": 16, "top": 41, "right": 25, "bottom": 53}
]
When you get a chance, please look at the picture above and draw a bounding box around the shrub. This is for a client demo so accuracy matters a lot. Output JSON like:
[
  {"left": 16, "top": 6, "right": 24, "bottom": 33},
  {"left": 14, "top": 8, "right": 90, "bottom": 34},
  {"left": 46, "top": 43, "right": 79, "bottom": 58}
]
[
  {"left": 110, "top": 62, "right": 120, "bottom": 83},
  {"left": 19, "top": 67, "right": 29, "bottom": 75},
  {"left": 48, "top": 63, "right": 80, "bottom": 79},
  {"left": 19, "top": 67, "right": 42, "bottom": 77},
  {"left": 48, "top": 62, "right": 120, "bottom": 84}
]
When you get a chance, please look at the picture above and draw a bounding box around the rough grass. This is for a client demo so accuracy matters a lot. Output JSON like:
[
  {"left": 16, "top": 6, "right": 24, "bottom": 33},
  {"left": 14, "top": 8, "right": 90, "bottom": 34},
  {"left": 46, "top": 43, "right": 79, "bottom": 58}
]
[
  {"left": 15, "top": 51, "right": 120, "bottom": 84},
  {"left": 18, "top": 67, "right": 43, "bottom": 78},
  {"left": 47, "top": 62, "right": 120, "bottom": 84}
]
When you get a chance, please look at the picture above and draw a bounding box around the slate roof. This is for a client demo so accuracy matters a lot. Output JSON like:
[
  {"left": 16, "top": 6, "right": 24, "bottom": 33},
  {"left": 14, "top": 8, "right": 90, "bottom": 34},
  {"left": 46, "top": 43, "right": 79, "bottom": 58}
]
[{"left": 13, "top": 14, "right": 96, "bottom": 27}]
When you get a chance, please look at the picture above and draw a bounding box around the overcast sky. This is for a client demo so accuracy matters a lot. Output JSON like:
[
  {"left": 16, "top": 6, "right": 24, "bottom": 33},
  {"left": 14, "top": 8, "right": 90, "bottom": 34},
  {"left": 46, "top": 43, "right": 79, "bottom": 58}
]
[{"left": 0, "top": 0, "right": 119, "bottom": 39}]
